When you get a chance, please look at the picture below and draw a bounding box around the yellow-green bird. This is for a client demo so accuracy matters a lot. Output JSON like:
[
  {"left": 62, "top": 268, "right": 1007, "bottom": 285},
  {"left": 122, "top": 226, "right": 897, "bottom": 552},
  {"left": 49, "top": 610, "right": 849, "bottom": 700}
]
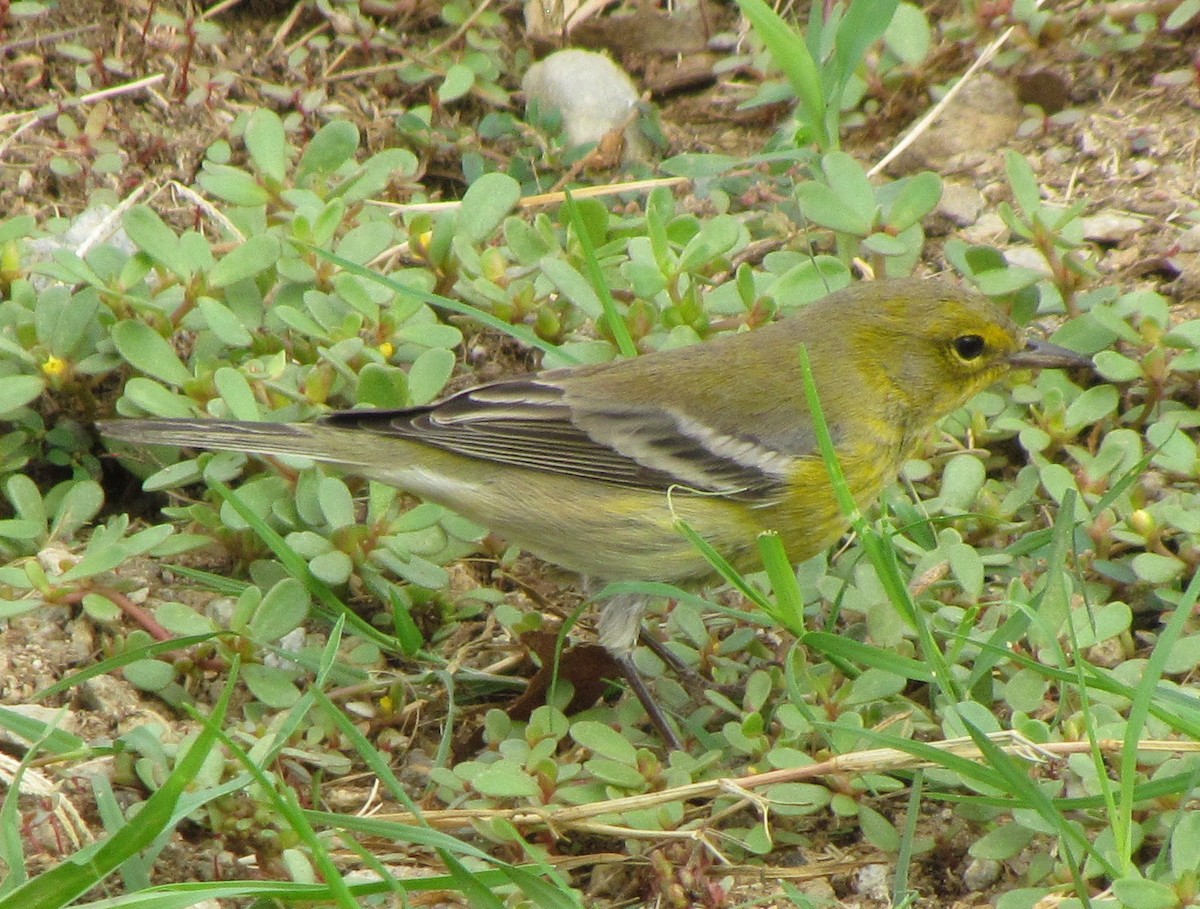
[{"left": 99, "top": 278, "right": 1090, "bottom": 747}]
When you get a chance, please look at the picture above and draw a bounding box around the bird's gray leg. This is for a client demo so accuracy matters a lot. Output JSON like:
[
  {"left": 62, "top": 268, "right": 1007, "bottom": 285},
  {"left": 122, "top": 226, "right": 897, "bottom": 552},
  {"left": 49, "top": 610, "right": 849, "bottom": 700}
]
[{"left": 596, "top": 592, "right": 684, "bottom": 751}]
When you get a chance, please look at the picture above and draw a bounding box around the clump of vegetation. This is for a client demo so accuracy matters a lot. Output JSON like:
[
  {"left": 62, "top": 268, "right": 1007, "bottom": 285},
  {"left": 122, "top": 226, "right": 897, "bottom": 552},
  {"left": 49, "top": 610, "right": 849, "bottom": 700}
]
[{"left": 1, "top": 1, "right": 1199, "bottom": 907}]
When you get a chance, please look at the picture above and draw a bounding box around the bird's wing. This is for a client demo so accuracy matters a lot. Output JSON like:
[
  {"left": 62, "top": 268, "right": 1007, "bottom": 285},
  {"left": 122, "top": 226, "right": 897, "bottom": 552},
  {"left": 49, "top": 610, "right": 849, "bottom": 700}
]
[{"left": 320, "top": 376, "right": 791, "bottom": 500}]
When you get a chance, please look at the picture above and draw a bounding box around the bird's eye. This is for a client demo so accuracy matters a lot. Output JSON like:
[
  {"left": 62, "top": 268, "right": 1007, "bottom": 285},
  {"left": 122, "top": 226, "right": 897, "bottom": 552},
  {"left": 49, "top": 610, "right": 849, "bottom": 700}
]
[{"left": 953, "top": 334, "right": 986, "bottom": 360}]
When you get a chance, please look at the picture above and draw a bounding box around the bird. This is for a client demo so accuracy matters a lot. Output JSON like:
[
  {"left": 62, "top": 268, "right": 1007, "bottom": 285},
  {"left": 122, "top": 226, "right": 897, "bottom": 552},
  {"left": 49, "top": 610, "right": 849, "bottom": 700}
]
[{"left": 98, "top": 278, "right": 1092, "bottom": 748}]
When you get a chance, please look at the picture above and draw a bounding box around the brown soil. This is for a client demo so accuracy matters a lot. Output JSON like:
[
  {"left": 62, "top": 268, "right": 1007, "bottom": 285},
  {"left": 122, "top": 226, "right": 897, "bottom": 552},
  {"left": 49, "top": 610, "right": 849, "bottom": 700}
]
[{"left": 2, "top": 0, "right": 1198, "bottom": 906}]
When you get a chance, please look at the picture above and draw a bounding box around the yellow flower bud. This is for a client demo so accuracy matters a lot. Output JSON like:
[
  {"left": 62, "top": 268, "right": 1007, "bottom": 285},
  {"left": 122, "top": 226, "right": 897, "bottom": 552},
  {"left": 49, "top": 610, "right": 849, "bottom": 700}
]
[
  {"left": 1129, "top": 509, "right": 1155, "bottom": 538},
  {"left": 42, "top": 354, "right": 68, "bottom": 378}
]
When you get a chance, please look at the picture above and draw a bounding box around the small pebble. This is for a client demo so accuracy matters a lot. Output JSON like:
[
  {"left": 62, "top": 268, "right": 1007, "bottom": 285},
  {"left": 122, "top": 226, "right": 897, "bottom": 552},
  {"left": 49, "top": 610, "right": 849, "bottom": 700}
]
[
  {"left": 1078, "top": 211, "right": 1142, "bottom": 245},
  {"left": 522, "top": 49, "right": 652, "bottom": 162},
  {"left": 1178, "top": 224, "right": 1200, "bottom": 252},
  {"left": 936, "top": 181, "right": 985, "bottom": 228},
  {"left": 960, "top": 211, "right": 1007, "bottom": 246},
  {"left": 963, "top": 857, "right": 1003, "bottom": 891},
  {"left": 852, "top": 863, "right": 891, "bottom": 901},
  {"left": 893, "top": 74, "right": 1021, "bottom": 173},
  {"left": 1003, "top": 246, "right": 1054, "bottom": 276}
]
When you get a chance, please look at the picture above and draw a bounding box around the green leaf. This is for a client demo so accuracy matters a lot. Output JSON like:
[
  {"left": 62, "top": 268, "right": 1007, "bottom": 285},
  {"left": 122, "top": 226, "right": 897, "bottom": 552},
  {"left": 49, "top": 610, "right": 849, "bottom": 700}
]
[
  {"left": 822, "top": 152, "right": 877, "bottom": 222},
  {"left": 1063, "top": 383, "right": 1117, "bottom": 431},
  {"left": 1093, "top": 350, "right": 1142, "bottom": 382},
  {"left": 437, "top": 850, "right": 507, "bottom": 909},
  {"left": 584, "top": 757, "right": 646, "bottom": 788},
  {"left": 0, "top": 374, "right": 44, "bottom": 416},
  {"left": 120, "top": 377, "right": 197, "bottom": 417},
  {"left": 677, "top": 215, "right": 742, "bottom": 273},
  {"left": 143, "top": 458, "right": 204, "bottom": 491},
  {"left": 124, "top": 659, "right": 175, "bottom": 692},
  {"left": 843, "top": 668, "right": 905, "bottom": 705},
  {"left": 286, "top": 531, "right": 332, "bottom": 560},
  {"left": 51, "top": 481, "right": 104, "bottom": 538},
  {"left": 59, "top": 543, "right": 131, "bottom": 582},
  {"left": 395, "top": 320, "right": 464, "bottom": 350},
  {"left": 457, "top": 172, "right": 521, "bottom": 245},
  {"left": 796, "top": 180, "right": 870, "bottom": 235},
  {"left": 947, "top": 542, "right": 984, "bottom": 600},
  {"left": 1147, "top": 420, "right": 1198, "bottom": 475},
  {"left": 391, "top": 502, "right": 445, "bottom": 533},
  {"left": 835, "top": 0, "right": 900, "bottom": 84},
  {"left": 123, "top": 205, "right": 185, "bottom": 278},
  {"left": 881, "top": 170, "right": 941, "bottom": 232},
  {"left": 111, "top": 322, "right": 192, "bottom": 386},
  {"left": 0, "top": 706, "right": 85, "bottom": 755},
  {"left": 1130, "top": 552, "right": 1185, "bottom": 584},
  {"left": 660, "top": 153, "right": 740, "bottom": 178},
  {"left": 1002, "top": 668, "right": 1049, "bottom": 714},
  {"left": 0, "top": 215, "right": 35, "bottom": 243},
  {"left": 1165, "top": 0, "right": 1200, "bottom": 30},
  {"left": 571, "top": 720, "right": 637, "bottom": 765},
  {"left": 317, "top": 477, "right": 356, "bottom": 529},
  {"left": 356, "top": 363, "right": 408, "bottom": 409},
  {"left": 796, "top": 155, "right": 878, "bottom": 236},
  {"left": 948, "top": 241, "right": 1006, "bottom": 277},
  {"left": 764, "top": 782, "right": 830, "bottom": 815},
  {"left": 198, "top": 161, "right": 272, "bottom": 206},
  {"left": 298, "top": 120, "right": 360, "bottom": 178},
  {"left": 1110, "top": 877, "right": 1181, "bottom": 909},
  {"left": 207, "top": 235, "right": 281, "bottom": 288},
  {"left": 438, "top": 63, "right": 475, "bottom": 103},
  {"left": 804, "top": 633, "right": 932, "bottom": 681},
  {"left": 1070, "top": 601, "right": 1131, "bottom": 648},
  {"left": 335, "top": 148, "right": 419, "bottom": 204},
  {"left": 309, "top": 550, "right": 353, "bottom": 586},
  {"left": 539, "top": 256, "right": 603, "bottom": 317},
  {"left": 857, "top": 802, "right": 900, "bottom": 851},
  {"left": 244, "top": 108, "right": 288, "bottom": 185},
  {"left": 1005, "top": 150, "right": 1042, "bottom": 215},
  {"left": 156, "top": 601, "right": 215, "bottom": 636},
  {"left": 1170, "top": 810, "right": 1200, "bottom": 876},
  {"left": 0, "top": 519, "right": 44, "bottom": 542},
  {"left": 6, "top": 475, "right": 47, "bottom": 529},
  {"left": 38, "top": 288, "right": 101, "bottom": 359},
  {"left": 335, "top": 219, "right": 393, "bottom": 265},
  {"left": 971, "top": 266, "right": 1043, "bottom": 296},
  {"left": 213, "top": 367, "right": 260, "bottom": 421},
  {"left": 969, "top": 822, "right": 1035, "bottom": 860},
  {"left": 250, "top": 577, "right": 311, "bottom": 642},
  {"left": 242, "top": 664, "right": 302, "bottom": 709},
  {"left": 861, "top": 232, "right": 908, "bottom": 256},
  {"left": 939, "top": 454, "right": 985, "bottom": 511},
  {"left": 406, "top": 347, "right": 455, "bottom": 405},
  {"left": 197, "top": 297, "right": 253, "bottom": 347},
  {"left": 470, "top": 760, "right": 540, "bottom": 798},
  {"left": 883, "top": 2, "right": 931, "bottom": 65},
  {"left": 372, "top": 549, "right": 449, "bottom": 589}
]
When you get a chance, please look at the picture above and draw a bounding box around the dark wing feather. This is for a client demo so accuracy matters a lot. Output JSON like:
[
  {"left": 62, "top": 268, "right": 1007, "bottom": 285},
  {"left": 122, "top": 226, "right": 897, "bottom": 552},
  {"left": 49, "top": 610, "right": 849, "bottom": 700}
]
[{"left": 320, "top": 377, "right": 788, "bottom": 500}]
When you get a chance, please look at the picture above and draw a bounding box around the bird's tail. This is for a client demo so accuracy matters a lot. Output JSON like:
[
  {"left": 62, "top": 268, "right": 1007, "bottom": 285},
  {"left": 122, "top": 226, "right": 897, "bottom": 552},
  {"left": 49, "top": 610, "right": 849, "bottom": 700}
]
[{"left": 96, "top": 418, "right": 372, "bottom": 468}]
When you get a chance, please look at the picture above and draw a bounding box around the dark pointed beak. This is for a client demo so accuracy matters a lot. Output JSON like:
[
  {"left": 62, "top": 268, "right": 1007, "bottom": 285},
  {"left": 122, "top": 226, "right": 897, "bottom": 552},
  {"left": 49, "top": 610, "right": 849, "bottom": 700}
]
[{"left": 1007, "top": 337, "right": 1093, "bottom": 370}]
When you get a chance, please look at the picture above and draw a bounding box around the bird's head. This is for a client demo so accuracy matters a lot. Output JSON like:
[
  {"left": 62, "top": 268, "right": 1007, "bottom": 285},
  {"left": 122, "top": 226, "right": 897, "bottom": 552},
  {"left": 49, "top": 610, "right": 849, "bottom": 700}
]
[{"left": 830, "top": 280, "right": 1090, "bottom": 427}]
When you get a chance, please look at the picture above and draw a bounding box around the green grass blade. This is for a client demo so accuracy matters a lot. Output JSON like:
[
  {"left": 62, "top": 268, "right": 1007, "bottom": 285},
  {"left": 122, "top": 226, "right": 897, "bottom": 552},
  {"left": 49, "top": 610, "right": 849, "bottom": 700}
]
[
  {"left": 0, "top": 666, "right": 235, "bottom": 909},
  {"left": 734, "top": 0, "right": 831, "bottom": 150},
  {"left": 563, "top": 189, "right": 636, "bottom": 358}
]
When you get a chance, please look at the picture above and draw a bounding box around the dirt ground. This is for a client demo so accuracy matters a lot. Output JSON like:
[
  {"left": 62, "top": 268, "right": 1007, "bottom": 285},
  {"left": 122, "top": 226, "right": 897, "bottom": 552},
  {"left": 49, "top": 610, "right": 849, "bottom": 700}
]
[{"left": 3, "top": 0, "right": 1199, "bottom": 906}]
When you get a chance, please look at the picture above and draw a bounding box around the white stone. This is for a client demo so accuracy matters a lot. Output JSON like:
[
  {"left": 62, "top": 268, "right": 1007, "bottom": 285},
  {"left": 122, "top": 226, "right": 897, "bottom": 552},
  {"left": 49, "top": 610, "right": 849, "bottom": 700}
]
[{"left": 522, "top": 49, "right": 649, "bottom": 160}]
